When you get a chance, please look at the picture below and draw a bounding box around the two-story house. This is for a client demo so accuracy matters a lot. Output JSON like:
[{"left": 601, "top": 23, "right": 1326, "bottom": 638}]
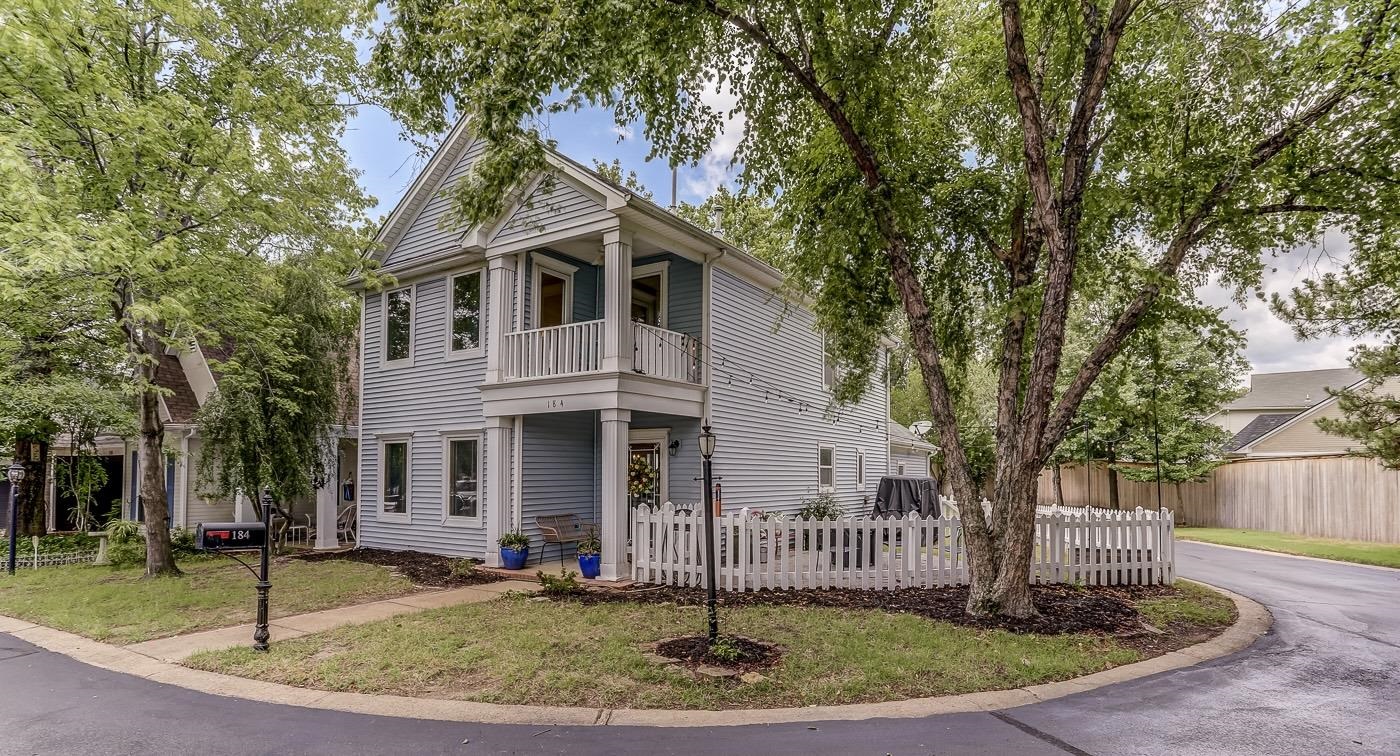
[{"left": 356, "top": 120, "right": 897, "bottom": 580}]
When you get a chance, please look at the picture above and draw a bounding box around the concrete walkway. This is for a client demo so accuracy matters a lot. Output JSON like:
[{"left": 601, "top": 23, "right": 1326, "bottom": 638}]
[{"left": 124, "top": 579, "right": 537, "bottom": 661}]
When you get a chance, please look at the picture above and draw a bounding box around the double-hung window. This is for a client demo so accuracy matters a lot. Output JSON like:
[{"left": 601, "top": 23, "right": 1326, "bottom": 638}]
[
  {"left": 382, "top": 439, "right": 409, "bottom": 516},
  {"left": 448, "top": 270, "right": 483, "bottom": 356},
  {"left": 384, "top": 287, "right": 413, "bottom": 365},
  {"left": 443, "top": 435, "right": 482, "bottom": 524},
  {"left": 818, "top": 444, "right": 835, "bottom": 492}
]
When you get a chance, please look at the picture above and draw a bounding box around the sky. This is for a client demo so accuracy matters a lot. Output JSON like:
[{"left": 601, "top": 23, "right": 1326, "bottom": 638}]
[{"left": 342, "top": 103, "right": 1366, "bottom": 383}]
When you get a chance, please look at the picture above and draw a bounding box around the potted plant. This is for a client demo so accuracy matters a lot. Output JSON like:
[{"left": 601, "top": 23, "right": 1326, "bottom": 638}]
[
  {"left": 576, "top": 530, "right": 601, "bottom": 579},
  {"left": 498, "top": 531, "right": 530, "bottom": 570}
]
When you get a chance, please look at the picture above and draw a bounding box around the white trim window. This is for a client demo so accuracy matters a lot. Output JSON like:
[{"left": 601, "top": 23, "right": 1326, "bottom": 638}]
[
  {"left": 531, "top": 252, "right": 577, "bottom": 329},
  {"left": 818, "top": 444, "right": 835, "bottom": 492},
  {"left": 442, "top": 433, "right": 483, "bottom": 525},
  {"left": 630, "top": 260, "right": 669, "bottom": 328},
  {"left": 822, "top": 339, "right": 837, "bottom": 392},
  {"left": 856, "top": 450, "right": 866, "bottom": 491},
  {"left": 447, "top": 269, "right": 484, "bottom": 357},
  {"left": 897, "top": 462, "right": 906, "bottom": 476},
  {"left": 383, "top": 286, "right": 414, "bottom": 366},
  {"left": 380, "top": 436, "right": 410, "bottom": 519}
]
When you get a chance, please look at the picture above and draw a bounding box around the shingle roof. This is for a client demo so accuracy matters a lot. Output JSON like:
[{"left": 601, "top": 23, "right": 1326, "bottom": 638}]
[
  {"left": 889, "top": 422, "right": 937, "bottom": 450},
  {"left": 1226, "top": 413, "right": 1297, "bottom": 452},
  {"left": 1222, "top": 368, "right": 1363, "bottom": 411},
  {"left": 154, "top": 352, "right": 200, "bottom": 424}
]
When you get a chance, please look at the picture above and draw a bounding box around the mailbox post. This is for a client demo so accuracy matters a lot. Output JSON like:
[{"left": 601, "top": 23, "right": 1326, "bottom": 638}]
[
  {"left": 254, "top": 491, "right": 272, "bottom": 651},
  {"left": 195, "top": 492, "right": 272, "bottom": 651}
]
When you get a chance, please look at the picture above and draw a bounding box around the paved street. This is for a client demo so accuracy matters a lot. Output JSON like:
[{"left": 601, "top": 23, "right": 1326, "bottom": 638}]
[{"left": 1, "top": 541, "right": 1397, "bottom": 755}]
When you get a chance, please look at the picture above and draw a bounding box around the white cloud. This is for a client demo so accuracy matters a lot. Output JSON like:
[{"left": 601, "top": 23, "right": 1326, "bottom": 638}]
[
  {"left": 1200, "top": 230, "right": 1374, "bottom": 377},
  {"left": 681, "top": 80, "right": 745, "bottom": 202}
]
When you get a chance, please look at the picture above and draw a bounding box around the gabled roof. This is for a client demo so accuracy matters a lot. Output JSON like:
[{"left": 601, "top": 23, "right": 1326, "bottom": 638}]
[
  {"left": 1225, "top": 413, "right": 1296, "bottom": 452},
  {"left": 154, "top": 352, "right": 200, "bottom": 424},
  {"left": 889, "top": 422, "right": 938, "bottom": 452},
  {"left": 1222, "top": 368, "right": 1363, "bottom": 411}
]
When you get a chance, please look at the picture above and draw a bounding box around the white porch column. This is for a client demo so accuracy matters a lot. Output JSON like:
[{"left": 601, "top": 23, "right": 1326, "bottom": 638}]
[
  {"left": 599, "top": 408, "right": 631, "bottom": 580},
  {"left": 601, "top": 229, "right": 633, "bottom": 374},
  {"left": 484, "top": 416, "right": 513, "bottom": 566},
  {"left": 484, "top": 255, "right": 518, "bottom": 385},
  {"left": 314, "top": 470, "right": 340, "bottom": 550}
]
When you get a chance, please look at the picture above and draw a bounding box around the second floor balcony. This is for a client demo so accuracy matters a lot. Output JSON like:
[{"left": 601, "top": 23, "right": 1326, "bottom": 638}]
[{"left": 500, "top": 320, "right": 702, "bottom": 384}]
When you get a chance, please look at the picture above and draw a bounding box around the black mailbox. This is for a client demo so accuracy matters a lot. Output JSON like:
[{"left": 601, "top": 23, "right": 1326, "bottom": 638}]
[{"left": 196, "top": 522, "right": 267, "bottom": 551}]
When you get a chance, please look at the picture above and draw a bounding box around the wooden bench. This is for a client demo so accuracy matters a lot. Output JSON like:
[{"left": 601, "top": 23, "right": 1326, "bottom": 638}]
[{"left": 534, "top": 514, "right": 590, "bottom": 565}]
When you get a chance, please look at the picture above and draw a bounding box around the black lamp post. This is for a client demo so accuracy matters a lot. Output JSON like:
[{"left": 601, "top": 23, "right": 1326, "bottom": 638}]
[
  {"left": 697, "top": 424, "right": 719, "bottom": 644},
  {"left": 7, "top": 462, "right": 23, "bottom": 576}
]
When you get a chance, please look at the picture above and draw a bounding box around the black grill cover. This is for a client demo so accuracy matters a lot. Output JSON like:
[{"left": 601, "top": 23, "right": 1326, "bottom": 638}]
[{"left": 872, "top": 476, "right": 939, "bottom": 518}]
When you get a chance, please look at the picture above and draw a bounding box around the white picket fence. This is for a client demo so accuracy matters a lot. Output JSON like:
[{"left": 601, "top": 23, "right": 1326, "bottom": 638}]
[{"left": 631, "top": 507, "right": 1174, "bottom": 591}]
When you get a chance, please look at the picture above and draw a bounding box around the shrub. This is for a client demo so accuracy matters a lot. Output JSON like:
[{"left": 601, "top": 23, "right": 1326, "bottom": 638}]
[
  {"left": 449, "top": 558, "right": 478, "bottom": 580},
  {"left": 708, "top": 636, "right": 742, "bottom": 663},
  {"left": 107, "top": 539, "right": 146, "bottom": 568},
  {"left": 498, "top": 531, "right": 529, "bottom": 550},
  {"left": 798, "top": 494, "right": 842, "bottom": 521},
  {"left": 170, "top": 527, "right": 197, "bottom": 557},
  {"left": 106, "top": 519, "right": 142, "bottom": 544},
  {"left": 536, "top": 569, "right": 583, "bottom": 596}
]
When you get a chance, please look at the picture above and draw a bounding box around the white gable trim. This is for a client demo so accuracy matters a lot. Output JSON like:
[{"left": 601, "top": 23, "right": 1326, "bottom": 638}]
[{"left": 371, "top": 119, "right": 478, "bottom": 258}]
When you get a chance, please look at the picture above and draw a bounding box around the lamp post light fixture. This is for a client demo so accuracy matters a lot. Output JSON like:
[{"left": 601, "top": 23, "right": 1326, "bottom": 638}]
[
  {"left": 254, "top": 490, "right": 274, "bottom": 651},
  {"left": 697, "top": 424, "right": 719, "bottom": 644},
  {"left": 7, "top": 462, "right": 23, "bottom": 576}
]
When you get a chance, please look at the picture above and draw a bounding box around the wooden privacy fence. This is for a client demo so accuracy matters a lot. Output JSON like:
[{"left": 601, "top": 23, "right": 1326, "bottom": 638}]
[{"left": 631, "top": 507, "right": 1175, "bottom": 591}]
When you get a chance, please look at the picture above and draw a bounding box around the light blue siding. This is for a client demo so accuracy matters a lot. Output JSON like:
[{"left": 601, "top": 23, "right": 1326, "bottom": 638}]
[
  {"left": 630, "top": 412, "right": 703, "bottom": 507},
  {"left": 708, "top": 268, "right": 890, "bottom": 517},
  {"left": 383, "top": 140, "right": 486, "bottom": 270},
  {"left": 358, "top": 275, "right": 495, "bottom": 557},
  {"left": 522, "top": 249, "right": 601, "bottom": 329},
  {"left": 633, "top": 253, "right": 702, "bottom": 339},
  {"left": 520, "top": 412, "right": 597, "bottom": 555},
  {"left": 492, "top": 176, "right": 605, "bottom": 245}
]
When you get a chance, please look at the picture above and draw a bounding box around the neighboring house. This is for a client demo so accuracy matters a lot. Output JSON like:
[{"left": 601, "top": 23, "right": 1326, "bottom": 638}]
[
  {"left": 1208, "top": 368, "right": 1367, "bottom": 457},
  {"left": 888, "top": 423, "right": 937, "bottom": 477},
  {"left": 355, "top": 120, "right": 898, "bottom": 580},
  {"left": 47, "top": 343, "right": 358, "bottom": 547}
]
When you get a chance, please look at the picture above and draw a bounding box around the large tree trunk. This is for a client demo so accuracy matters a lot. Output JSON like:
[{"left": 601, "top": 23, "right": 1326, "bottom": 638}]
[
  {"left": 136, "top": 357, "right": 179, "bottom": 577},
  {"left": 12, "top": 436, "right": 49, "bottom": 537},
  {"left": 1053, "top": 463, "right": 1064, "bottom": 507},
  {"left": 1106, "top": 444, "right": 1119, "bottom": 510}
]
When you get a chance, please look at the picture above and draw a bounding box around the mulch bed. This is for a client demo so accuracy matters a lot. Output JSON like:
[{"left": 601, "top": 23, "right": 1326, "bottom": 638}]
[
  {"left": 290, "top": 548, "right": 505, "bottom": 588},
  {"left": 654, "top": 635, "right": 782, "bottom": 673},
  {"left": 572, "top": 583, "right": 1179, "bottom": 636}
]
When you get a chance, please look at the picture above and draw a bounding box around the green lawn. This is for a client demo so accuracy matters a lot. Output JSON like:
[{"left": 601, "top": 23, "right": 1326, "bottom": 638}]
[
  {"left": 186, "top": 588, "right": 1227, "bottom": 710},
  {"left": 1177, "top": 527, "right": 1400, "bottom": 569},
  {"left": 0, "top": 557, "right": 415, "bottom": 644}
]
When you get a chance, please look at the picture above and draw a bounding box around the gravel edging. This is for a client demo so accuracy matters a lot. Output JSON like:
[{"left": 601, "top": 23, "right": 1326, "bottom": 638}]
[{"left": 0, "top": 579, "right": 1270, "bottom": 727}]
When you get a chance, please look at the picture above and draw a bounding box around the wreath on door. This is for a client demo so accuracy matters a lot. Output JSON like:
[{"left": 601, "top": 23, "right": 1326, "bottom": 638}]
[{"left": 628, "top": 456, "right": 659, "bottom": 500}]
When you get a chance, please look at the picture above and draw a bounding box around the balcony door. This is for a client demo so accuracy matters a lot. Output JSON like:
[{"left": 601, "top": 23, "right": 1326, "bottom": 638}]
[
  {"left": 532, "top": 253, "right": 575, "bottom": 329},
  {"left": 630, "top": 262, "right": 668, "bottom": 328}
]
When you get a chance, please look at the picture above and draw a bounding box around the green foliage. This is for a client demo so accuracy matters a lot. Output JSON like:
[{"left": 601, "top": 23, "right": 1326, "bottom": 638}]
[
  {"left": 591, "top": 159, "right": 654, "bottom": 200},
  {"left": 675, "top": 187, "right": 789, "bottom": 270},
  {"left": 498, "top": 531, "right": 530, "bottom": 551},
  {"left": 1275, "top": 235, "right": 1400, "bottom": 466},
  {"left": 797, "top": 494, "right": 843, "bottom": 521},
  {"left": 106, "top": 520, "right": 143, "bottom": 545},
  {"left": 449, "top": 558, "right": 479, "bottom": 580},
  {"left": 707, "top": 636, "right": 743, "bottom": 663},
  {"left": 0, "top": 533, "right": 98, "bottom": 558},
  {"left": 576, "top": 530, "right": 601, "bottom": 556},
  {"left": 0, "top": 0, "right": 377, "bottom": 573},
  {"left": 537, "top": 569, "right": 584, "bottom": 596},
  {"left": 106, "top": 524, "right": 197, "bottom": 567},
  {"left": 195, "top": 257, "right": 361, "bottom": 504}
]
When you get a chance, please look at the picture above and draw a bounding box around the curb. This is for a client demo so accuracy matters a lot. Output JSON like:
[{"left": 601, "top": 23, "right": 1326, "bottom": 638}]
[
  {"left": 1178, "top": 538, "right": 1400, "bottom": 573},
  {"left": 0, "top": 581, "right": 1271, "bottom": 728}
]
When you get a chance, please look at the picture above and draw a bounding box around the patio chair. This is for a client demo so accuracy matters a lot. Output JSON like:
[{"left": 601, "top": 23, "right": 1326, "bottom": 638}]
[
  {"left": 336, "top": 504, "right": 357, "bottom": 545},
  {"left": 534, "top": 514, "right": 589, "bottom": 566}
]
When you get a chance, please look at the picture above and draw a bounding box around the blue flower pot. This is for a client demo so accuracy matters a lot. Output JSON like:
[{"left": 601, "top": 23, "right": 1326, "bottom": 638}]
[
  {"left": 578, "top": 553, "right": 601, "bottom": 579},
  {"left": 500, "top": 546, "right": 528, "bottom": 570}
]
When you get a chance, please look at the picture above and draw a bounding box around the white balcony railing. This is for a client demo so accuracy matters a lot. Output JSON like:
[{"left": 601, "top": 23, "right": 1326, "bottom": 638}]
[
  {"left": 502, "top": 319, "right": 604, "bottom": 380},
  {"left": 500, "top": 320, "right": 702, "bottom": 384},
  {"left": 633, "top": 323, "right": 702, "bottom": 384}
]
